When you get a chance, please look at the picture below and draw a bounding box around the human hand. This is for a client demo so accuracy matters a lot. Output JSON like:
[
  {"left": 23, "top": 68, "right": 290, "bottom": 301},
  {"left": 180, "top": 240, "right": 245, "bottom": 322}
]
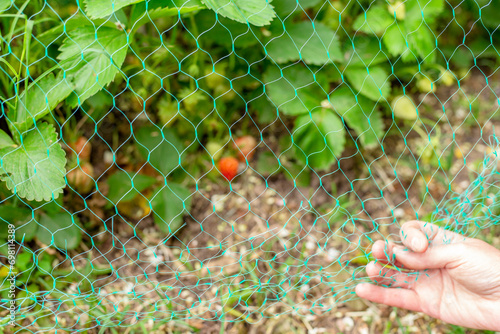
[{"left": 355, "top": 221, "right": 500, "bottom": 331}]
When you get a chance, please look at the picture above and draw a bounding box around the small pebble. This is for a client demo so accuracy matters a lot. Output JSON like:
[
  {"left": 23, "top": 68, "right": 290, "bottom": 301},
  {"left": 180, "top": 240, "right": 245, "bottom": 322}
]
[
  {"left": 342, "top": 316, "right": 354, "bottom": 330},
  {"left": 103, "top": 151, "right": 114, "bottom": 165},
  {"left": 393, "top": 208, "right": 405, "bottom": 218}
]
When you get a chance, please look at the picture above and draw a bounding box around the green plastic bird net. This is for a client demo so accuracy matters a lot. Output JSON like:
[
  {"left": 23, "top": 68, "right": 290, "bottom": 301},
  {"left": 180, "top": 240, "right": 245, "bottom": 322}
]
[{"left": 0, "top": 0, "right": 499, "bottom": 332}]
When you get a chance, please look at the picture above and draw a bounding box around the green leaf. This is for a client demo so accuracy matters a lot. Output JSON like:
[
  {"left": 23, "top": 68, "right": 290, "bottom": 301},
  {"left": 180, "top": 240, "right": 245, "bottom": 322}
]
[
  {"left": 195, "top": 10, "right": 262, "bottom": 49},
  {"left": 382, "top": 24, "right": 435, "bottom": 62},
  {"left": 481, "top": 0, "right": 500, "bottom": 29},
  {"left": 344, "top": 66, "right": 390, "bottom": 101},
  {"left": 256, "top": 151, "right": 280, "bottom": 176},
  {"left": 135, "top": 126, "right": 184, "bottom": 174},
  {"left": 283, "top": 161, "right": 311, "bottom": 187},
  {"left": 382, "top": 0, "right": 441, "bottom": 61},
  {"left": 12, "top": 73, "right": 73, "bottom": 133},
  {"left": 84, "top": 0, "right": 144, "bottom": 19},
  {"left": 37, "top": 212, "right": 82, "bottom": 250},
  {"left": 106, "top": 171, "right": 157, "bottom": 204},
  {"left": 82, "top": 91, "right": 114, "bottom": 121},
  {"left": 329, "top": 86, "right": 383, "bottom": 149},
  {"left": 248, "top": 91, "right": 276, "bottom": 124},
  {"left": 36, "top": 15, "right": 118, "bottom": 47},
  {"left": 343, "top": 36, "right": 388, "bottom": 67},
  {"left": 150, "top": 183, "right": 191, "bottom": 234},
  {"left": 37, "top": 199, "right": 64, "bottom": 216},
  {"left": 273, "top": 0, "right": 322, "bottom": 17},
  {"left": 352, "top": 5, "right": 395, "bottom": 35},
  {"left": 202, "top": 0, "right": 276, "bottom": 26},
  {"left": 130, "top": 0, "right": 202, "bottom": 29},
  {"left": 382, "top": 25, "right": 407, "bottom": 57},
  {"left": 0, "top": 129, "right": 13, "bottom": 149},
  {"left": 0, "top": 205, "right": 35, "bottom": 242},
  {"left": 404, "top": 25, "right": 435, "bottom": 62},
  {"left": 58, "top": 26, "right": 128, "bottom": 108},
  {"left": 264, "top": 65, "right": 329, "bottom": 116},
  {"left": 14, "top": 252, "right": 33, "bottom": 273},
  {"left": 16, "top": 284, "right": 40, "bottom": 307},
  {"left": 0, "top": 123, "right": 67, "bottom": 202},
  {"left": 405, "top": 0, "right": 444, "bottom": 31},
  {"left": 266, "top": 21, "right": 342, "bottom": 65},
  {"left": 0, "top": 0, "right": 12, "bottom": 12},
  {"left": 293, "top": 108, "right": 346, "bottom": 170}
]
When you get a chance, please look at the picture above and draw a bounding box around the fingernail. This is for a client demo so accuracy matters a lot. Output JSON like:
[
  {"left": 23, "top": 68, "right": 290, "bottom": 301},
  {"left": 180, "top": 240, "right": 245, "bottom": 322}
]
[
  {"left": 393, "top": 245, "right": 405, "bottom": 253},
  {"left": 412, "top": 238, "right": 424, "bottom": 251}
]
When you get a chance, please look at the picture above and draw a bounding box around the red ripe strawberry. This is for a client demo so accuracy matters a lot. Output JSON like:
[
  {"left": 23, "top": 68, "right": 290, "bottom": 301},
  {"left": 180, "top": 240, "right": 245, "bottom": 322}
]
[
  {"left": 67, "top": 163, "right": 94, "bottom": 193},
  {"left": 69, "top": 136, "right": 92, "bottom": 161},
  {"left": 233, "top": 136, "right": 257, "bottom": 162},
  {"left": 218, "top": 157, "right": 239, "bottom": 181}
]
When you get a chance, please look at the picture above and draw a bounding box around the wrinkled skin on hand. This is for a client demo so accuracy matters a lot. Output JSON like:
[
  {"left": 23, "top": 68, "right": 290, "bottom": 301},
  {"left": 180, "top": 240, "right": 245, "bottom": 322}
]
[{"left": 356, "top": 221, "right": 500, "bottom": 331}]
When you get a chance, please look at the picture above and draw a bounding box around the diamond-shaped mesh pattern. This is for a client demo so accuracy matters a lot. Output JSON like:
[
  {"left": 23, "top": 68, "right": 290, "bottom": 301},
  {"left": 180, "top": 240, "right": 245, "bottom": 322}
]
[{"left": 0, "top": 0, "right": 499, "bottom": 332}]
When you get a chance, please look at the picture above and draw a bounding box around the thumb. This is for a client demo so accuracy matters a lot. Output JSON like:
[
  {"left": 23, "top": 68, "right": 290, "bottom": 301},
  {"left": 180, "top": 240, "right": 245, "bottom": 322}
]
[
  {"left": 392, "top": 242, "right": 465, "bottom": 270},
  {"left": 400, "top": 226, "right": 429, "bottom": 253},
  {"left": 400, "top": 221, "right": 466, "bottom": 253}
]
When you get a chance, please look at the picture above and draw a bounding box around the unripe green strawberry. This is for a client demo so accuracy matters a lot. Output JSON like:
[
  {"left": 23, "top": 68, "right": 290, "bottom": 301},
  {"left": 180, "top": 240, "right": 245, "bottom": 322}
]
[
  {"left": 322, "top": 4, "right": 342, "bottom": 29},
  {"left": 181, "top": 91, "right": 206, "bottom": 113},
  {"left": 214, "top": 85, "right": 236, "bottom": 102},
  {"left": 416, "top": 76, "right": 435, "bottom": 93},
  {"left": 392, "top": 95, "right": 418, "bottom": 120},
  {"left": 218, "top": 157, "right": 239, "bottom": 181},
  {"left": 204, "top": 70, "right": 225, "bottom": 90},
  {"left": 387, "top": 1, "right": 406, "bottom": 20},
  {"left": 440, "top": 70, "right": 455, "bottom": 86},
  {"left": 206, "top": 142, "right": 223, "bottom": 161},
  {"left": 158, "top": 100, "right": 178, "bottom": 125},
  {"left": 187, "top": 64, "right": 200, "bottom": 77}
]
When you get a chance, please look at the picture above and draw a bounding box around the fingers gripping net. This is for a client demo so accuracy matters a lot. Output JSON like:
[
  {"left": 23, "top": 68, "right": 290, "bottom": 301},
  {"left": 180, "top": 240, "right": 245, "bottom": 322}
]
[{"left": 0, "top": 0, "right": 499, "bottom": 331}]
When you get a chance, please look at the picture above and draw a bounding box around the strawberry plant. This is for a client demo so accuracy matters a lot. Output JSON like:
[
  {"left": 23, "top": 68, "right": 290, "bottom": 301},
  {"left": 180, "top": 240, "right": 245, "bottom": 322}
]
[
  {"left": 258, "top": 0, "right": 491, "bottom": 171},
  {"left": 0, "top": 0, "right": 277, "bottom": 202},
  {"left": 0, "top": 123, "right": 67, "bottom": 201},
  {"left": 0, "top": 0, "right": 496, "bottom": 233},
  {"left": 0, "top": 0, "right": 282, "bottom": 261}
]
